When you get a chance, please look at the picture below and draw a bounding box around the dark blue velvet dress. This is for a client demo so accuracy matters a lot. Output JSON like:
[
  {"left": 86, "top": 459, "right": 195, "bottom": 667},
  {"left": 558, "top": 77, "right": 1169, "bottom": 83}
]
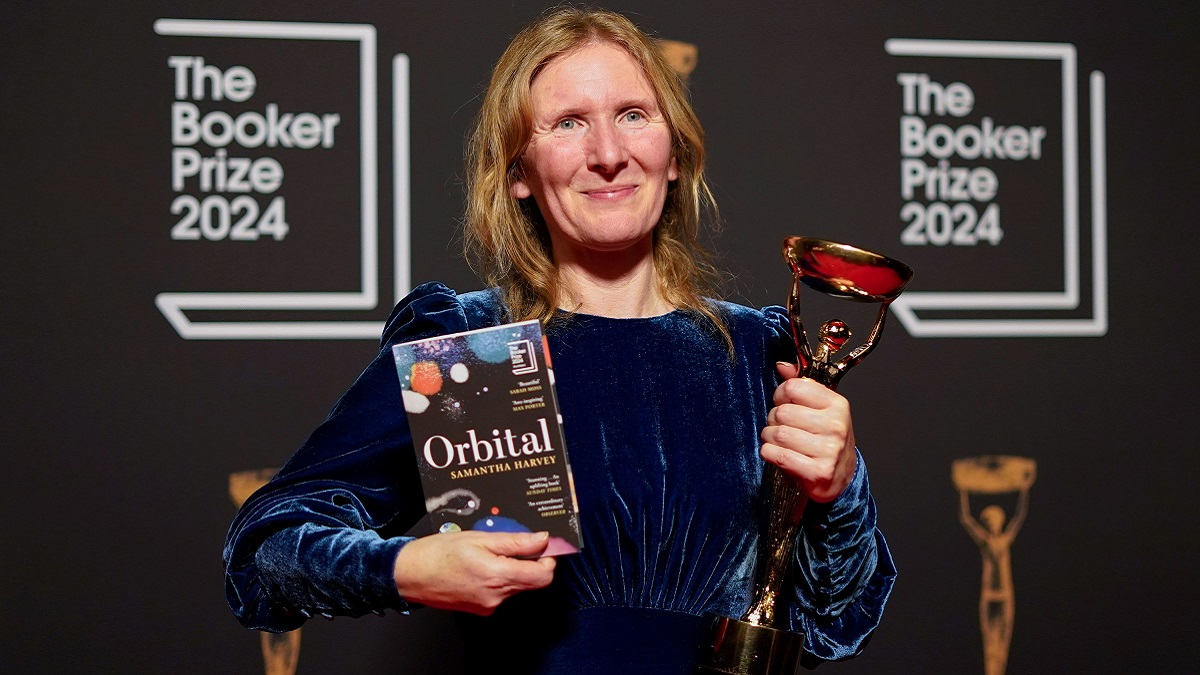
[{"left": 224, "top": 283, "right": 895, "bottom": 673}]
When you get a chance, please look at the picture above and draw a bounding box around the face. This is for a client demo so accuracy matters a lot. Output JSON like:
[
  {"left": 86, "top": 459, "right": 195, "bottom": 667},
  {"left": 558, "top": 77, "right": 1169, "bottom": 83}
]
[{"left": 512, "top": 41, "right": 678, "bottom": 259}]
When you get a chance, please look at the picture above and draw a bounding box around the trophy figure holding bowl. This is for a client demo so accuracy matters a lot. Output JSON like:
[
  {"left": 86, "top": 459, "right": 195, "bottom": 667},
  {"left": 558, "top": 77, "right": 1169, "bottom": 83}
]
[{"left": 696, "top": 237, "right": 913, "bottom": 674}]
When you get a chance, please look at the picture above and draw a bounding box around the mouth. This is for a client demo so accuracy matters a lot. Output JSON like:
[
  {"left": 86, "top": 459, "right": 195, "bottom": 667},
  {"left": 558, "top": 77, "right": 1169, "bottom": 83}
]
[{"left": 581, "top": 185, "right": 638, "bottom": 200}]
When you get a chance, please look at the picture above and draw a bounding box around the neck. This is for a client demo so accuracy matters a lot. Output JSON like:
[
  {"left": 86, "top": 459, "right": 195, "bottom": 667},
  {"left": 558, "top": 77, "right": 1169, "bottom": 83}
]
[{"left": 553, "top": 237, "right": 672, "bottom": 318}]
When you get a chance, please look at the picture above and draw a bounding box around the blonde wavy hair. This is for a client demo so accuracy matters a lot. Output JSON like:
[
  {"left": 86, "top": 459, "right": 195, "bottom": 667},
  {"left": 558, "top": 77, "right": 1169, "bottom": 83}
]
[{"left": 464, "top": 6, "right": 730, "bottom": 346}]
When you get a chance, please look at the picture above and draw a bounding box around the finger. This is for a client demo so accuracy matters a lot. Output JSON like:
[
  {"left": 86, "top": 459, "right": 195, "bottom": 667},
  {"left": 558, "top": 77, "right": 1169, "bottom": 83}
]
[
  {"left": 770, "top": 409, "right": 852, "bottom": 447},
  {"left": 773, "top": 376, "right": 825, "bottom": 407},
  {"left": 773, "top": 377, "right": 848, "bottom": 412},
  {"left": 760, "top": 421, "right": 820, "bottom": 454},
  {"left": 775, "top": 360, "right": 801, "bottom": 380},
  {"left": 760, "top": 442, "right": 821, "bottom": 479},
  {"left": 480, "top": 531, "right": 551, "bottom": 558},
  {"left": 767, "top": 413, "right": 852, "bottom": 456},
  {"left": 761, "top": 442, "right": 846, "bottom": 499},
  {"left": 767, "top": 403, "right": 829, "bottom": 434},
  {"left": 490, "top": 555, "right": 556, "bottom": 590}
]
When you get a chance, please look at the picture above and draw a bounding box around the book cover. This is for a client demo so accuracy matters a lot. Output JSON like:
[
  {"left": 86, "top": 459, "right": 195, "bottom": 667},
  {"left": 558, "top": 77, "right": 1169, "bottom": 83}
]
[{"left": 392, "top": 320, "right": 582, "bottom": 556}]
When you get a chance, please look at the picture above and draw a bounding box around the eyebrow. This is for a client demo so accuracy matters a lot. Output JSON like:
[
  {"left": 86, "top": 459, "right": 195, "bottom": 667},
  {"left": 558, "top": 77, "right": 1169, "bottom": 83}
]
[{"left": 537, "top": 96, "right": 660, "bottom": 122}]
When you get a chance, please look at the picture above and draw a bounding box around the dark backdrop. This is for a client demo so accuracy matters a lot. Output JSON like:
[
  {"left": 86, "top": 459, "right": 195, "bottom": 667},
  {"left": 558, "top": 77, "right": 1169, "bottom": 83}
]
[{"left": 4, "top": 1, "right": 1198, "bottom": 672}]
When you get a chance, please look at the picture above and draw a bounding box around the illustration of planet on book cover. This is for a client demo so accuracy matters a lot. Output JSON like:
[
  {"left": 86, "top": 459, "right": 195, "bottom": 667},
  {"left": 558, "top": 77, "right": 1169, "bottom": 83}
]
[{"left": 392, "top": 320, "right": 582, "bottom": 556}]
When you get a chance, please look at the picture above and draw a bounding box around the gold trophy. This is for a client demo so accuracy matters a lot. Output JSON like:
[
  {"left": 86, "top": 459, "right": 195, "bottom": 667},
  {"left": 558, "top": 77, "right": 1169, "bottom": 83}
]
[
  {"left": 697, "top": 237, "right": 913, "bottom": 674},
  {"left": 952, "top": 456, "right": 1036, "bottom": 675}
]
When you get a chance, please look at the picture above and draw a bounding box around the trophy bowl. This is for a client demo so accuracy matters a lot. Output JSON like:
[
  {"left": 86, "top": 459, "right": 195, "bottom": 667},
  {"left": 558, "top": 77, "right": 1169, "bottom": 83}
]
[
  {"left": 952, "top": 456, "right": 1038, "bottom": 494},
  {"left": 783, "top": 237, "right": 913, "bottom": 303}
]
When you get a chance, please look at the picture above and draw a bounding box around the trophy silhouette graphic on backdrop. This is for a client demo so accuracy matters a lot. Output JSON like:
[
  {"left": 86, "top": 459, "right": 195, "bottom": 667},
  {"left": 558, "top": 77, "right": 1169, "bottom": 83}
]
[
  {"left": 697, "top": 238, "right": 913, "bottom": 675},
  {"left": 952, "top": 456, "right": 1035, "bottom": 675},
  {"left": 230, "top": 469, "right": 302, "bottom": 675}
]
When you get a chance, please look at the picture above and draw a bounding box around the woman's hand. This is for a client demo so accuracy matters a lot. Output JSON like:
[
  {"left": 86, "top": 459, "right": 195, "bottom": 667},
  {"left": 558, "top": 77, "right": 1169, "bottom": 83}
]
[
  {"left": 392, "top": 531, "right": 557, "bottom": 615},
  {"left": 760, "top": 362, "right": 858, "bottom": 503}
]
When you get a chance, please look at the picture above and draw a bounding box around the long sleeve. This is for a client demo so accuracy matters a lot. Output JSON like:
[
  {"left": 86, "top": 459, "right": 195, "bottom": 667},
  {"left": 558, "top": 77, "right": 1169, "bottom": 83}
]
[
  {"left": 790, "top": 452, "right": 896, "bottom": 663},
  {"left": 222, "top": 283, "right": 503, "bottom": 631}
]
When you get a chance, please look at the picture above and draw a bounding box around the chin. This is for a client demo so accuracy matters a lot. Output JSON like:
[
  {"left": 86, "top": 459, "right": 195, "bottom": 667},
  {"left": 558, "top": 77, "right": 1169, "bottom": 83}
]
[
  {"left": 582, "top": 220, "right": 658, "bottom": 245},
  {"left": 579, "top": 232, "right": 655, "bottom": 253}
]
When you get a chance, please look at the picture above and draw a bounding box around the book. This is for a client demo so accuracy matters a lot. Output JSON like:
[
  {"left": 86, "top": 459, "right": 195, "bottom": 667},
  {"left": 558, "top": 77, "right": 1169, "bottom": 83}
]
[{"left": 392, "top": 320, "right": 582, "bottom": 556}]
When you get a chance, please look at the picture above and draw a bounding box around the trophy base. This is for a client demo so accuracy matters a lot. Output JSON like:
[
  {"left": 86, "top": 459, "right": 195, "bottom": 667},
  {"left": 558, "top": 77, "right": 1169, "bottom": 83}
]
[{"left": 695, "top": 616, "right": 805, "bottom": 675}]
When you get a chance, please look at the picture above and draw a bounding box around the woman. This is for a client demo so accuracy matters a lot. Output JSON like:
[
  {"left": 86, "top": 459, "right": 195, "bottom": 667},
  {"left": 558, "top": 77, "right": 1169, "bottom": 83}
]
[{"left": 225, "top": 8, "right": 894, "bottom": 673}]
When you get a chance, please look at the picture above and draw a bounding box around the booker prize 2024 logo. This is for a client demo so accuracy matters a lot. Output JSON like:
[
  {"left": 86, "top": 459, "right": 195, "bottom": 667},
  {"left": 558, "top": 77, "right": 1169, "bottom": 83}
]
[
  {"left": 154, "top": 19, "right": 412, "bottom": 339},
  {"left": 167, "top": 54, "right": 336, "bottom": 243},
  {"left": 885, "top": 40, "right": 1108, "bottom": 338}
]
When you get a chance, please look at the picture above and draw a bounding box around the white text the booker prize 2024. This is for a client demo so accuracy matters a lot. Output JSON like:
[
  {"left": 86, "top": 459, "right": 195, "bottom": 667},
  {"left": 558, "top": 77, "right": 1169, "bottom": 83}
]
[
  {"left": 167, "top": 56, "right": 342, "bottom": 242},
  {"left": 897, "top": 72, "right": 1048, "bottom": 247}
]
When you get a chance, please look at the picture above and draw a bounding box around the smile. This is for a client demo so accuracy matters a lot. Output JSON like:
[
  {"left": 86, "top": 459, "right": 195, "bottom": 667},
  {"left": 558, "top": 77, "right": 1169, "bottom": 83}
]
[{"left": 581, "top": 185, "right": 638, "bottom": 200}]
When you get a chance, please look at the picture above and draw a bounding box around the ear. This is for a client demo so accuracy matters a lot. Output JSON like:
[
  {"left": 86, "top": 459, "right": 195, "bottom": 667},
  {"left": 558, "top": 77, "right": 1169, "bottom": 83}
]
[
  {"left": 668, "top": 155, "right": 679, "bottom": 182},
  {"left": 511, "top": 176, "right": 532, "bottom": 199}
]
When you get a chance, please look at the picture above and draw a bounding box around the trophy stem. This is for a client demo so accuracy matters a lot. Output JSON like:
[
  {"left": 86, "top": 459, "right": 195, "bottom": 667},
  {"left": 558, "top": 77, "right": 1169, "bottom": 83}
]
[{"left": 743, "top": 466, "right": 808, "bottom": 626}]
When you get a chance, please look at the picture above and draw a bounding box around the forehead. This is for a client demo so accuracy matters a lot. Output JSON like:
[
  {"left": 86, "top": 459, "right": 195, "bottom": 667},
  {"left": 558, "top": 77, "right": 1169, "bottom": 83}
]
[{"left": 529, "top": 41, "right": 658, "bottom": 113}]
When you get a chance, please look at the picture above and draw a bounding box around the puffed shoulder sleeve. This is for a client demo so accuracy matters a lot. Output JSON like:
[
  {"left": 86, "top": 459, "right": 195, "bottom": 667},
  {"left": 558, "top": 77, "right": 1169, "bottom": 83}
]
[
  {"left": 761, "top": 305, "right": 797, "bottom": 367},
  {"left": 223, "top": 282, "right": 485, "bottom": 632}
]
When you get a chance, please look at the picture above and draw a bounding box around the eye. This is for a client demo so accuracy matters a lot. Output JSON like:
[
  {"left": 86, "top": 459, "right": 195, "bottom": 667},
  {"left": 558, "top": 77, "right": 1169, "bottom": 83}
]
[
  {"left": 622, "top": 111, "right": 645, "bottom": 124},
  {"left": 556, "top": 118, "right": 579, "bottom": 131}
]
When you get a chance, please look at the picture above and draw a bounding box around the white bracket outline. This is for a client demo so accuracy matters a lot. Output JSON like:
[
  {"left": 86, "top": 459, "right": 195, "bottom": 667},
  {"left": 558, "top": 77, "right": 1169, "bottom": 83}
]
[
  {"left": 884, "top": 39, "right": 1107, "bottom": 337},
  {"left": 152, "top": 19, "right": 410, "bottom": 339},
  {"left": 393, "top": 53, "right": 412, "bottom": 313}
]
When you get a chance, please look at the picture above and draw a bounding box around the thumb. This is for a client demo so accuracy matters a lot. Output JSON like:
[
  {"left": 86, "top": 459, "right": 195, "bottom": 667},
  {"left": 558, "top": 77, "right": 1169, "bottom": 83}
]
[
  {"left": 483, "top": 531, "right": 551, "bottom": 558},
  {"left": 776, "top": 360, "right": 801, "bottom": 380}
]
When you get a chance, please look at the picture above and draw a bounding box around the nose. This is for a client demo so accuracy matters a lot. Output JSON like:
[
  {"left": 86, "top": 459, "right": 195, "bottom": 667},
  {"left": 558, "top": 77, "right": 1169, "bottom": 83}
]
[{"left": 586, "top": 122, "right": 629, "bottom": 174}]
